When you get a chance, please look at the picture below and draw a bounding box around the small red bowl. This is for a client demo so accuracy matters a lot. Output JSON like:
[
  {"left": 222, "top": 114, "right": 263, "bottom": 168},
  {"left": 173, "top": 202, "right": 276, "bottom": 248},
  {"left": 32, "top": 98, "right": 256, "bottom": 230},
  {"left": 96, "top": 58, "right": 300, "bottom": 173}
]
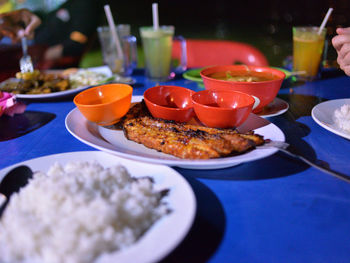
[
  {"left": 191, "top": 90, "right": 258, "bottom": 128},
  {"left": 143, "top": 85, "right": 195, "bottom": 123},
  {"left": 200, "top": 65, "right": 285, "bottom": 113}
]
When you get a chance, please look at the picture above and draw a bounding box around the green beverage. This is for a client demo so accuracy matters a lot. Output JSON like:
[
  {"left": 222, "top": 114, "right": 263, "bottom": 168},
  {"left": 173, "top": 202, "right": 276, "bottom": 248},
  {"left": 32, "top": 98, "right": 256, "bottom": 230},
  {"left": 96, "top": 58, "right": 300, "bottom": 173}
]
[{"left": 140, "top": 26, "right": 174, "bottom": 81}]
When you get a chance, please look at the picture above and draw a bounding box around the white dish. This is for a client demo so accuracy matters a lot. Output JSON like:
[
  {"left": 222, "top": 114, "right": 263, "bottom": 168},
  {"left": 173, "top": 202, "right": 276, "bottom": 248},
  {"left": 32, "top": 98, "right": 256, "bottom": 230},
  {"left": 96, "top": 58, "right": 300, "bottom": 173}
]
[
  {"left": 65, "top": 96, "right": 285, "bottom": 169},
  {"left": 257, "top": 97, "right": 289, "bottom": 118},
  {"left": 1, "top": 66, "right": 134, "bottom": 99},
  {"left": 0, "top": 151, "right": 196, "bottom": 263},
  {"left": 312, "top": 98, "right": 350, "bottom": 140}
]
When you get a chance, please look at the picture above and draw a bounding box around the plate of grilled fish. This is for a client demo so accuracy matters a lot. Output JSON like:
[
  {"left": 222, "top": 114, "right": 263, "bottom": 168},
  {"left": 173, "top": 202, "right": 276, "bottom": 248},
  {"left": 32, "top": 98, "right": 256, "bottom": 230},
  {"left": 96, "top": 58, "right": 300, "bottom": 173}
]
[{"left": 65, "top": 96, "right": 285, "bottom": 169}]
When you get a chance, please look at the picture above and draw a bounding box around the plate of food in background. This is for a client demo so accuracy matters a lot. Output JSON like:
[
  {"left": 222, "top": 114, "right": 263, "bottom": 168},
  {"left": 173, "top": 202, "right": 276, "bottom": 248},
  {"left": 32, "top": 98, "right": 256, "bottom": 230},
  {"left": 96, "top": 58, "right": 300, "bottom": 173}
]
[
  {"left": 183, "top": 68, "right": 204, "bottom": 88},
  {"left": 312, "top": 98, "right": 350, "bottom": 140},
  {"left": 0, "top": 66, "right": 134, "bottom": 99}
]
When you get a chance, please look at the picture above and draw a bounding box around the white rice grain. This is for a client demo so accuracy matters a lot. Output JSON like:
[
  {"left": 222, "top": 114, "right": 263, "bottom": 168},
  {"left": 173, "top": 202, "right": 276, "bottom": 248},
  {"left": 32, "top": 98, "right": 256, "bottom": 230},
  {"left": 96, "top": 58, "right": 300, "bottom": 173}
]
[{"left": 334, "top": 104, "right": 350, "bottom": 133}]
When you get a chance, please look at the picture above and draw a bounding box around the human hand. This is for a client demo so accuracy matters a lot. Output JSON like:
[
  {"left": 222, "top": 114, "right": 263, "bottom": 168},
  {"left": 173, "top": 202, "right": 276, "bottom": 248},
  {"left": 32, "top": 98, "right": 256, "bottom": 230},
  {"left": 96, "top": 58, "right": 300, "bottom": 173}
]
[
  {"left": 0, "top": 9, "right": 41, "bottom": 43},
  {"left": 332, "top": 27, "right": 350, "bottom": 76}
]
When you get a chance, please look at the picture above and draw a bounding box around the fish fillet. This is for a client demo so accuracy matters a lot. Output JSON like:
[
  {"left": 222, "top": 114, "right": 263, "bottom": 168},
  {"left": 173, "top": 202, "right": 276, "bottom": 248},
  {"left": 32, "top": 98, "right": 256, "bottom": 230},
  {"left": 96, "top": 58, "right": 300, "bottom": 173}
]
[{"left": 116, "top": 101, "right": 265, "bottom": 159}]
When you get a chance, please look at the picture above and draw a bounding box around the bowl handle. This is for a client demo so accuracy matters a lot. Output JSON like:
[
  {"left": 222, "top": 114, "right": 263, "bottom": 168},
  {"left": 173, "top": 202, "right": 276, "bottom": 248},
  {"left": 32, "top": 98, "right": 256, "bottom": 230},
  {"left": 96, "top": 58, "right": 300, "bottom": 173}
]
[{"left": 252, "top": 96, "right": 260, "bottom": 110}]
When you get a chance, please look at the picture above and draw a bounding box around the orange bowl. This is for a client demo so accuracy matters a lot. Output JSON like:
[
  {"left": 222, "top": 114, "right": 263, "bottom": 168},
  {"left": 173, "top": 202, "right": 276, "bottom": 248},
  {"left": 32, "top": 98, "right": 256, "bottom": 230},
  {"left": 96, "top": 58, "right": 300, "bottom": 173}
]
[
  {"left": 200, "top": 65, "right": 285, "bottom": 113},
  {"left": 73, "top": 83, "right": 132, "bottom": 126},
  {"left": 192, "top": 90, "right": 257, "bottom": 128},
  {"left": 144, "top": 85, "right": 195, "bottom": 123}
]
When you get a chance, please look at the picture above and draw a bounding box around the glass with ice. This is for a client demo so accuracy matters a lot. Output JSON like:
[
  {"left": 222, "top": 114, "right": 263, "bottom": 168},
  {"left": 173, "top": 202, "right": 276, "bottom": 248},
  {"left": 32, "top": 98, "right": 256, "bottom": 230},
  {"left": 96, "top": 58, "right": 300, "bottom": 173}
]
[{"left": 97, "top": 25, "right": 137, "bottom": 77}]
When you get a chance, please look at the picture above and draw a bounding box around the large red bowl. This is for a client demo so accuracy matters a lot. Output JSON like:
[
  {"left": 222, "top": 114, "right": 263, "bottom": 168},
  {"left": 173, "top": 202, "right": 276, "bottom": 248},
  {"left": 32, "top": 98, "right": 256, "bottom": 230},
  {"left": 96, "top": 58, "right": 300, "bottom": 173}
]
[
  {"left": 144, "top": 85, "right": 195, "bottom": 123},
  {"left": 200, "top": 65, "right": 285, "bottom": 113}
]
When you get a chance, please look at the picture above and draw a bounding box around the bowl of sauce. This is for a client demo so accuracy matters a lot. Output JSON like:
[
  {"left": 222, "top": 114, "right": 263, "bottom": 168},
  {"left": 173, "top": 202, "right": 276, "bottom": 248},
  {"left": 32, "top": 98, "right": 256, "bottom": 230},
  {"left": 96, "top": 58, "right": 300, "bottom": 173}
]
[{"left": 200, "top": 65, "right": 285, "bottom": 113}]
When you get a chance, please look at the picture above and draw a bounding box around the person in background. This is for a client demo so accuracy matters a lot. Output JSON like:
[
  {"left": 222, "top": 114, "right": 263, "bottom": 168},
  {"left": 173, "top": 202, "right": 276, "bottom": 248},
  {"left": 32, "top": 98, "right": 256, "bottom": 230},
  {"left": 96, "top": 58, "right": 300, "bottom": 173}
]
[
  {"left": 0, "top": 0, "right": 101, "bottom": 67},
  {"left": 332, "top": 27, "right": 350, "bottom": 76},
  {"left": 26, "top": 0, "right": 101, "bottom": 62},
  {"left": 0, "top": 8, "right": 41, "bottom": 42}
]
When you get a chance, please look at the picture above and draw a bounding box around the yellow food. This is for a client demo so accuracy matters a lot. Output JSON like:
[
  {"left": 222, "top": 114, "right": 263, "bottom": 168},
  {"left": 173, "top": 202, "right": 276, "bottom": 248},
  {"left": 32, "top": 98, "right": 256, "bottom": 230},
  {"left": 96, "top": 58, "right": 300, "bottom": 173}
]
[
  {"left": 15, "top": 70, "right": 40, "bottom": 80},
  {"left": 208, "top": 69, "right": 277, "bottom": 82},
  {"left": 1, "top": 70, "right": 70, "bottom": 94}
]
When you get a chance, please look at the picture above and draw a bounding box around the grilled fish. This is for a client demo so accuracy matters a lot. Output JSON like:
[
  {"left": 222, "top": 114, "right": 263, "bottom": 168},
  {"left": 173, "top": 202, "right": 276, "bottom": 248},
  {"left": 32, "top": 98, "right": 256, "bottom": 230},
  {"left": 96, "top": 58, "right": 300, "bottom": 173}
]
[{"left": 117, "top": 101, "right": 265, "bottom": 159}]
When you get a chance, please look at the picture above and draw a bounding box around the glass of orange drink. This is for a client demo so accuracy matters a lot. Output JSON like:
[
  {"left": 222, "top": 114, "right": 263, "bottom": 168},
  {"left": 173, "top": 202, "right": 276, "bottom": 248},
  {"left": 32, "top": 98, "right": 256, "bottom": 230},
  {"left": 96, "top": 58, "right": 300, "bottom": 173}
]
[{"left": 293, "top": 26, "right": 326, "bottom": 81}]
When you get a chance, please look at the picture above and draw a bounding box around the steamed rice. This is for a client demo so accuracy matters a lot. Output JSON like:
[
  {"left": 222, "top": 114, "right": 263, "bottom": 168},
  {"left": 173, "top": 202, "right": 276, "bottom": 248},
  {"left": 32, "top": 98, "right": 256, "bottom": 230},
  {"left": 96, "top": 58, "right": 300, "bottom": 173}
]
[
  {"left": 69, "top": 70, "right": 108, "bottom": 89},
  {"left": 0, "top": 161, "right": 168, "bottom": 263},
  {"left": 333, "top": 104, "right": 350, "bottom": 133}
]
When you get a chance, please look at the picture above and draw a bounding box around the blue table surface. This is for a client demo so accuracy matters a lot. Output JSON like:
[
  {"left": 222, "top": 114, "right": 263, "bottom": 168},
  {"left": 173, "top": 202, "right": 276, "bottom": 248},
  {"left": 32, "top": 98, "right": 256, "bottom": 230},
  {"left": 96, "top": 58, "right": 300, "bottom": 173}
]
[{"left": 1, "top": 68, "right": 350, "bottom": 263}]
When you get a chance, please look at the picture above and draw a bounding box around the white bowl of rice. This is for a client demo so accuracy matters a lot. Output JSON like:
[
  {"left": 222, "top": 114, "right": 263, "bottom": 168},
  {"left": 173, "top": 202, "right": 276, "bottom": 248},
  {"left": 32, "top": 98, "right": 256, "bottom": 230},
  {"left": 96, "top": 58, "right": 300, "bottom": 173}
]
[{"left": 0, "top": 152, "right": 196, "bottom": 263}]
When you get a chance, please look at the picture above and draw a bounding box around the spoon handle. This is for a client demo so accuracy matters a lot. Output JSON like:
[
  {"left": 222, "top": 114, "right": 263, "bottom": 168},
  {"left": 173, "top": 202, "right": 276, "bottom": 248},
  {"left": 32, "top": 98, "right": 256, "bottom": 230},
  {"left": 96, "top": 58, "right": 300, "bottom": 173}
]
[
  {"left": 259, "top": 141, "right": 350, "bottom": 183},
  {"left": 277, "top": 147, "right": 350, "bottom": 183},
  {"left": 21, "top": 37, "right": 28, "bottom": 56}
]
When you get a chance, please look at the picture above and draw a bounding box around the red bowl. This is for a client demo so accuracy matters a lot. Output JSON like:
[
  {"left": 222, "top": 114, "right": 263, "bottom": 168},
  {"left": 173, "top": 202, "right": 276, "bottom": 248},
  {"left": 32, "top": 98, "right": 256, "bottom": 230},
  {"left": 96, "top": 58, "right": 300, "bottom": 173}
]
[
  {"left": 143, "top": 85, "right": 195, "bottom": 123},
  {"left": 200, "top": 65, "right": 285, "bottom": 113},
  {"left": 192, "top": 90, "right": 257, "bottom": 128}
]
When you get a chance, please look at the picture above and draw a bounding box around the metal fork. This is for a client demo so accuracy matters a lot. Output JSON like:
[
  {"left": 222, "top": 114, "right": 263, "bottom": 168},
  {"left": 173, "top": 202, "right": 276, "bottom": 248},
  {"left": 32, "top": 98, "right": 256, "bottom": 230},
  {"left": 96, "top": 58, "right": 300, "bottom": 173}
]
[
  {"left": 19, "top": 37, "right": 34, "bottom": 73},
  {"left": 260, "top": 141, "right": 350, "bottom": 183}
]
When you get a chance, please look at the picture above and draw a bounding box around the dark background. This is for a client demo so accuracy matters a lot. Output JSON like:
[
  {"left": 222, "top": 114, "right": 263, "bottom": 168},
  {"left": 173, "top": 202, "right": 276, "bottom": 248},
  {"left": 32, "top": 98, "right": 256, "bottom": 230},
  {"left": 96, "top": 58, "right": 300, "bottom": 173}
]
[{"left": 97, "top": 0, "right": 350, "bottom": 66}]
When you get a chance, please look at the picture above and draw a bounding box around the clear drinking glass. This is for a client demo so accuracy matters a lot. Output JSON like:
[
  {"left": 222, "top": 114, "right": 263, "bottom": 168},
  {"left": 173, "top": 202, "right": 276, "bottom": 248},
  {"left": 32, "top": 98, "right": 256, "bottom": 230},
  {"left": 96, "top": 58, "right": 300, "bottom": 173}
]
[
  {"left": 293, "top": 26, "right": 326, "bottom": 81},
  {"left": 140, "top": 26, "right": 186, "bottom": 81},
  {"left": 97, "top": 25, "right": 137, "bottom": 77},
  {"left": 116, "top": 24, "right": 131, "bottom": 39}
]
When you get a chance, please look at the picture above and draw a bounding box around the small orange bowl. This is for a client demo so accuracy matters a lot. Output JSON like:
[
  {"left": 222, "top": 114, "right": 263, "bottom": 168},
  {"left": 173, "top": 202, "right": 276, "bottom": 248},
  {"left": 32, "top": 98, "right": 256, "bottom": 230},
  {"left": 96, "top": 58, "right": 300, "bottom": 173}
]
[
  {"left": 192, "top": 90, "right": 258, "bottom": 128},
  {"left": 144, "top": 85, "right": 195, "bottom": 123},
  {"left": 200, "top": 65, "right": 285, "bottom": 113},
  {"left": 73, "top": 83, "right": 132, "bottom": 126}
]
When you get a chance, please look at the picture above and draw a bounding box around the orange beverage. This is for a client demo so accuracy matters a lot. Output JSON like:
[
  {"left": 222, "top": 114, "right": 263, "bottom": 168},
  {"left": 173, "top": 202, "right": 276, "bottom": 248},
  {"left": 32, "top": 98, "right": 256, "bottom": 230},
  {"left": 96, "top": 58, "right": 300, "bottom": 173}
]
[{"left": 293, "top": 27, "right": 326, "bottom": 80}]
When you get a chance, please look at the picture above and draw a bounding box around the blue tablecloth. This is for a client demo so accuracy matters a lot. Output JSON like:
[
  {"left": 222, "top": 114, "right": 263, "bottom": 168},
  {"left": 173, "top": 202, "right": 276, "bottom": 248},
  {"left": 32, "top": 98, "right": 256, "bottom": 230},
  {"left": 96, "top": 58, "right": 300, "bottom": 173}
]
[{"left": 1, "top": 68, "right": 350, "bottom": 263}]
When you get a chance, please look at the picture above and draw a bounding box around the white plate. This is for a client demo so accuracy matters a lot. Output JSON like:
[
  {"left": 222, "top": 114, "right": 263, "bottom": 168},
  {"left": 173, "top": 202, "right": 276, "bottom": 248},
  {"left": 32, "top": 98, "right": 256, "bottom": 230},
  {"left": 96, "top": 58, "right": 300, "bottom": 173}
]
[
  {"left": 312, "top": 98, "right": 350, "bottom": 140},
  {"left": 2, "top": 66, "right": 113, "bottom": 99},
  {"left": 257, "top": 97, "right": 289, "bottom": 118},
  {"left": 65, "top": 96, "right": 285, "bottom": 169},
  {"left": 0, "top": 151, "right": 196, "bottom": 263}
]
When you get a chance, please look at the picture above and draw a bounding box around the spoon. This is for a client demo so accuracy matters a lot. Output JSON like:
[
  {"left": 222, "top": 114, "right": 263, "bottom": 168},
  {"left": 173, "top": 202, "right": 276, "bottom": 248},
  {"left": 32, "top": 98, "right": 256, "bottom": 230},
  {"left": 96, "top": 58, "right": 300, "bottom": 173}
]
[
  {"left": 260, "top": 141, "right": 350, "bottom": 183},
  {"left": 0, "top": 165, "right": 33, "bottom": 217}
]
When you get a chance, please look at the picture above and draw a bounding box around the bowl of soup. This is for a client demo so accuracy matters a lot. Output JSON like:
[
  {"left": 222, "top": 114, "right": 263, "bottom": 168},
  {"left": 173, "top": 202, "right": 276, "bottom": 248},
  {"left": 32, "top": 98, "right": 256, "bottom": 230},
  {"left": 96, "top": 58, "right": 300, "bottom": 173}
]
[{"left": 200, "top": 65, "right": 285, "bottom": 112}]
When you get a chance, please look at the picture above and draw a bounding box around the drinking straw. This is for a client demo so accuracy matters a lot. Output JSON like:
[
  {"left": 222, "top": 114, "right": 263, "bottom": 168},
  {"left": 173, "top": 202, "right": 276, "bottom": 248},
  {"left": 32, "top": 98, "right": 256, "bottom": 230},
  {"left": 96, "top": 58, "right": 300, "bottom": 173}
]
[
  {"left": 289, "top": 70, "right": 306, "bottom": 76},
  {"left": 318, "top": 7, "right": 333, "bottom": 35},
  {"left": 152, "top": 3, "right": 159, "bottom": 30},
  {"left": 103, "top": 5, "right": 124, "bottom": 60}
]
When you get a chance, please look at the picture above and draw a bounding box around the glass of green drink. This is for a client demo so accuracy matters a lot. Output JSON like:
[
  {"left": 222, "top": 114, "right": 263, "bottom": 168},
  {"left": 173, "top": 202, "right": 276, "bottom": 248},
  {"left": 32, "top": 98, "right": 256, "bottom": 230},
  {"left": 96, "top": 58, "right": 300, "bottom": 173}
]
[{"left": 140, "top": 26, "right": 186, "bottom": 81}]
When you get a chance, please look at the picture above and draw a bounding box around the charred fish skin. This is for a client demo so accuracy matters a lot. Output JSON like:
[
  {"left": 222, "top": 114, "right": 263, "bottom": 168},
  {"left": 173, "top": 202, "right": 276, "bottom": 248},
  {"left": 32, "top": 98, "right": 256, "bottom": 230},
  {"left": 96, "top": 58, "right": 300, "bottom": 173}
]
[{"left": 119, "top": 101, "right": 265, "bottom": 160}]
